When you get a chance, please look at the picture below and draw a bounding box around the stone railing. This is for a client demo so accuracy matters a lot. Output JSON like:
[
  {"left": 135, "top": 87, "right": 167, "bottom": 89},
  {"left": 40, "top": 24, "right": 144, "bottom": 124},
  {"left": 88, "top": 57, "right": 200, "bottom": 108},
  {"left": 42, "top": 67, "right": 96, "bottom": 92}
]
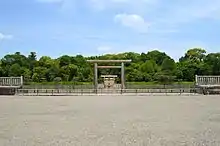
[
  {"left": 195, "top": 75, "right": 220, "bottom": 87},
  {"left": 0, "top": 76, "right": 23, "bottom": 87}
]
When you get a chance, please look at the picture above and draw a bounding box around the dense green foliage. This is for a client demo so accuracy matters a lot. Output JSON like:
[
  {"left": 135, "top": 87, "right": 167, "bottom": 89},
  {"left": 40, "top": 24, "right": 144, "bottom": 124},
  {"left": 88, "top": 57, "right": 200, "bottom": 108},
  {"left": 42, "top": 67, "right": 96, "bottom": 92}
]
[{"left": 0, "top": 48, "right": 219, "bottom": 84}]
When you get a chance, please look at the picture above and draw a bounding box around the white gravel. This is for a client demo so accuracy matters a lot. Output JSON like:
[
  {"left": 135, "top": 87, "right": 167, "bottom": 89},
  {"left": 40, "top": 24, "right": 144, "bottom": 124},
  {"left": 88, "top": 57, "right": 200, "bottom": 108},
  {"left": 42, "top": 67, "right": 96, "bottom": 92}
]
[{"left": 0, "top": 95, "right": 220, "bottom": 146}]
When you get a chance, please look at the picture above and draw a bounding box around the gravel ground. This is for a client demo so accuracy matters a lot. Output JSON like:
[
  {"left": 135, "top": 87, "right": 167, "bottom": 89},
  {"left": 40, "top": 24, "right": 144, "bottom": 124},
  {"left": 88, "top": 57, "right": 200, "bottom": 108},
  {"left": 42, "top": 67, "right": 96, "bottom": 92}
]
[{"left": 0, "top": 95, "right": 220, "bottom": 146}]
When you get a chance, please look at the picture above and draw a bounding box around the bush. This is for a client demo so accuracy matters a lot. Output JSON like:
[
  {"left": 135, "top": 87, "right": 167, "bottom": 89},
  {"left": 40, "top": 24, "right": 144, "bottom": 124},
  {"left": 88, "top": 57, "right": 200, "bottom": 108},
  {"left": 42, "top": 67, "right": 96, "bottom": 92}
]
[{"left": 53, "top": 77, "right": 62, "bottom": 82}]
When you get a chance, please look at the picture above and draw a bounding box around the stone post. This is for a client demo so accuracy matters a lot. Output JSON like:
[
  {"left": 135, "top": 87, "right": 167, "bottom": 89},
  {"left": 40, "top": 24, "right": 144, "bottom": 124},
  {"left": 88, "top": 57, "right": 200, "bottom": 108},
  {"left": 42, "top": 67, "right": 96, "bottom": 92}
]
[
  {"left": 94, "top": 63, "right": 98, "bottom": 90},
  {"left": 121, "top": 62, "right": 124, "bottom": 89},
  {"left": 20, "top": 76, "right": 23, "bottom": 87},
  {"left": 195, "top": 75, "right": 198, "bottom": 85}
]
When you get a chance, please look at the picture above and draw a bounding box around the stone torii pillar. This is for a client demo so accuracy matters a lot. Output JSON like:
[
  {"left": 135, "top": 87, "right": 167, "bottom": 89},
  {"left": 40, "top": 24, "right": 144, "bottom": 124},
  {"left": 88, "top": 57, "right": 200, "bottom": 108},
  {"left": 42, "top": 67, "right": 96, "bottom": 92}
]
[
  {"left": 121, "top": 62, "right": 125, "bottom": 89},
  {"left": 94, "top": 63, "right": 98, "bottom": 90},
  {"left": 87, "top": 60, "right": 131, "bottom": 90}
]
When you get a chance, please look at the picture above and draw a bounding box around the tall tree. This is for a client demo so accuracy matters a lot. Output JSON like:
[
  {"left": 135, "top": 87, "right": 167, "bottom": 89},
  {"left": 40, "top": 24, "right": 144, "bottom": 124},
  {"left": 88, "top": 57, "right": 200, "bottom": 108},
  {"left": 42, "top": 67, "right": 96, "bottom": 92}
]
[{"left": 28, "top": 52, "right": 37, "bottom": 78}]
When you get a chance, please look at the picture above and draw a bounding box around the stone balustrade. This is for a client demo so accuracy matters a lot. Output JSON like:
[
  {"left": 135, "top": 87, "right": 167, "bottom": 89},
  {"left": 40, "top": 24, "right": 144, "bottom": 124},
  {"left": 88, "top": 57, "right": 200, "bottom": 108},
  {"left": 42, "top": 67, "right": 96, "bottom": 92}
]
[
  {"left": 0, "top": 76, "right": 23, "bottom": 87},
  {"left": 195, "top": 75, "right": 220, "bottom": 87}
]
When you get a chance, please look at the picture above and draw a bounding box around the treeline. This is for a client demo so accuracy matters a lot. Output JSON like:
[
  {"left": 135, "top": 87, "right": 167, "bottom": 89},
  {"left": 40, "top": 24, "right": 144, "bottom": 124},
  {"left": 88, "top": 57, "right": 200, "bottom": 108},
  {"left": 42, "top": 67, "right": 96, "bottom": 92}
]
[{"left": 0, "top": 48, "right": 219, "bottom": 84}]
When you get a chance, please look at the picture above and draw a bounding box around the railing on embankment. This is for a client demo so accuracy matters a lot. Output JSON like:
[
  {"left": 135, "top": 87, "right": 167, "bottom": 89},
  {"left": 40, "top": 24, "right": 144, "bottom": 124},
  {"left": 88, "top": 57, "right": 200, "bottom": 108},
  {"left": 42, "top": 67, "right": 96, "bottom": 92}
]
[
  {"left": 195, "top": 75, "right": 220, "bottom": 94},
  {"left": 16, "top": 88, "right": 199, "bottom": 96},
  {"left": 0, "top": 76, "right": 23, "bottom": 95},
  {"left": 0, "top": 76, "right": 23, "bottom": 87},
  {"left": 195, "top": 75, "right": 220, "bottom": 87}
]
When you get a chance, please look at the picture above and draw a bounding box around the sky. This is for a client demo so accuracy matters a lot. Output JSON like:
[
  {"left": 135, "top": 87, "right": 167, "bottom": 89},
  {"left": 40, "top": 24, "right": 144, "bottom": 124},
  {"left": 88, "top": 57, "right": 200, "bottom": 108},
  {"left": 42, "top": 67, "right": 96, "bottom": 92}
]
[{"left": 0, "top": 0, "right": 220, "bottom": 60}]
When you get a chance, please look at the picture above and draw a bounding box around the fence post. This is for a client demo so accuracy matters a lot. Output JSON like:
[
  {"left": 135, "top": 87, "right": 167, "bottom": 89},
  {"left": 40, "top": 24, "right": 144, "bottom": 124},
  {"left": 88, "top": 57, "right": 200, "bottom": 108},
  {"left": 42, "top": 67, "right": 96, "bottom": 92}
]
[
  {"left": 195, "top": 75, "right": 198, "bottom": 86},
  {"left": 20, "top": 76, "right": 23, "bottom": 86}
]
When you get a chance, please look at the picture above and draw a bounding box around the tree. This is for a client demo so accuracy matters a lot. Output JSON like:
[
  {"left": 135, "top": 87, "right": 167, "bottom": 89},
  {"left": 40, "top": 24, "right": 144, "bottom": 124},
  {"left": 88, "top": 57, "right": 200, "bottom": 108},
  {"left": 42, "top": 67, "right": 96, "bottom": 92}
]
[
  {"left": 142, "top": 50, "right": 170, "bottom": 65},
  {"left": 28, "top": 52, "right": 37, "bottom": 77},
  {"left": 22, "top": 68, "right": 32, "bottom": 82},
  {"left": 140, "top": 60, "right": 158, "bottom": 74},
  {"left": 179, "top": 48, "right": 206, "bottom": 62},
  {"left": 59, "top": 64, "right": 78, "bottom": 81},
  {"left": 178, "top": 48, "right": 208, "bottom": 81},
  {"left": 177, "top": 61, "right": 197, "bottom": 81},
  {"left": 204, "top": 53, "right": 220, "bottom": 75},
  {"left": 8, "top": 63, "right": 23, "bottom": 76},
  {"left": 58, "top": 55, "right": 71, "bottom": 67},
  {"left": 126, "top": 69, "right": 144, "bottom": 82},
  {"left": 161, "top": 58, "right": 176, "bottom": 73},
  {"left": 46, "top": 65, "right": 60, "bottom": 81},
  {"left": 32, "top": 67, "right": 47, "bottom": 82}
]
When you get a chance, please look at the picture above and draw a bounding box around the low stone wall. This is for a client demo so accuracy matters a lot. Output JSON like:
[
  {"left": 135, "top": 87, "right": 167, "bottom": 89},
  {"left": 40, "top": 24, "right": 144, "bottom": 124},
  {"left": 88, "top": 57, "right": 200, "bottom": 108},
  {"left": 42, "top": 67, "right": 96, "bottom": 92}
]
[
  {"left": 197, "top": 86, "right": 220, "bottom": 95},
  {"left": 0, "top": 87, "right": 16, "bottom": 95}
]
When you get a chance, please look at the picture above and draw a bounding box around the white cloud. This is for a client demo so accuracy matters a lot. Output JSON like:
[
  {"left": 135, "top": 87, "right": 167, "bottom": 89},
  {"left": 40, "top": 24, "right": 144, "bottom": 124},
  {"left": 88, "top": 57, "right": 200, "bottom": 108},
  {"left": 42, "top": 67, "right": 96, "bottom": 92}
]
[
  {"left": 95, "top": 45, "right": 157, "bottom": 54},
  {"left": 97, "top": 46, "right": 112, "bottom": 52},
  {"left": 0, "top": 33, "right": 13, "bottom": 41},
  {"left": 186, "top": 0, "right": 220, "bottom": 20},
  {"left": 114, "top": 14, "right": 150, "bottom": 33},
  {"left": 89, "top": 0, "right": 157, "bottom": 11},
  {"left": 36, "top": 0, "right": 76, "bottom": 15},
  {"left": 36, "top": 0, "right": 63, "bottom": 3},
  {"left": 155, "top": 0, "right": 220, "bottom": 26}
]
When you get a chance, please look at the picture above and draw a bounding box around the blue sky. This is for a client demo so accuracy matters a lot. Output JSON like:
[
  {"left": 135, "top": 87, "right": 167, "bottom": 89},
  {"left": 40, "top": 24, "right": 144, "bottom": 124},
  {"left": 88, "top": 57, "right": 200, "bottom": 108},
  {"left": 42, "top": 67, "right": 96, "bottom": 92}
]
[{"left": 0, "top": 0, "right": 219, "bottom": 60}]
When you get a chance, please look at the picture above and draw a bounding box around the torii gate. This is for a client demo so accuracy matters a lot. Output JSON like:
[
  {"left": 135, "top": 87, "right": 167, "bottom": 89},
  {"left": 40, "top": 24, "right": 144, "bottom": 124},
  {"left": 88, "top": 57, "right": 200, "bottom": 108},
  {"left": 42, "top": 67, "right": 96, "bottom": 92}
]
[{"left": 87, "top": 60, "right": 131, "bottom": 90}]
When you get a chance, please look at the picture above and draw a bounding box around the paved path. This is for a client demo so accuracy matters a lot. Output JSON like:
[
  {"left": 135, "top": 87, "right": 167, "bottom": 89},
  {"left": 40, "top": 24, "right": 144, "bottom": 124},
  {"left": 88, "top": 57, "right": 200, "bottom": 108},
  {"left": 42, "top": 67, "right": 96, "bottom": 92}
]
[{"left": 0, "top": 95, "right": 220, "bottom": 146}]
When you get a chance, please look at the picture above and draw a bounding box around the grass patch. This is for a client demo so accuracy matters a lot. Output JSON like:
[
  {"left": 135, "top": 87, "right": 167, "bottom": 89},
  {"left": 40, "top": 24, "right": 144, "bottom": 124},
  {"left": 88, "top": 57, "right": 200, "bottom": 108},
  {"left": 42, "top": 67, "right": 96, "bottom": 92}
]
[
  {"left": 25, "top": 81, "right": 93, "bottom": 85},
  {"left": 127, "top": 81, "right": 194, "bottom": 85},
  {"left": 24, "top": 81, "right": 194, "bottom": 85}
]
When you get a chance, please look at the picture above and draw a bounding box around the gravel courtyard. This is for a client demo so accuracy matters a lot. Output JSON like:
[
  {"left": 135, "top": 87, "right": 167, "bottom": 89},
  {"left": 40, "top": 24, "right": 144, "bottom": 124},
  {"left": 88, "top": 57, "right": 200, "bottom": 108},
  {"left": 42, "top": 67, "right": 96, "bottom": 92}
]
[{"left": 1, "top": 95, "right": 220, "bottom": 146}]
